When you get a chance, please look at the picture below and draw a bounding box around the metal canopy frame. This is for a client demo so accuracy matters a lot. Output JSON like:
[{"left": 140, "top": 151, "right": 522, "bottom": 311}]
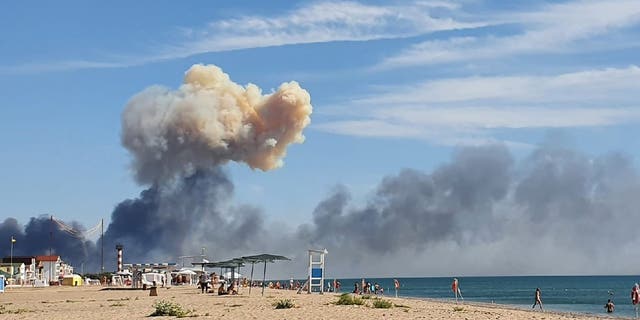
[{"left": 193, "top": 254, "right": 289, "bottom": 295}]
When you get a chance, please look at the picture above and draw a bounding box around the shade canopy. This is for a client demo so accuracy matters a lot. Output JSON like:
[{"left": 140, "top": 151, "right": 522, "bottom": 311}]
[
  {"left": 191, "top": 254, "right": 290, "bottom": 295},
  {"left": 241, "top": 254, "right": 290, "bottom": 263},
  {"left": 240, "top": 254, "right": 290, "bottom": 296}
]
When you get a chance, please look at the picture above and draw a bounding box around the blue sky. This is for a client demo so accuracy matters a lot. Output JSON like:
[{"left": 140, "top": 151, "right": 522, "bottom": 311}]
[{"left": 2, "top": 0, "right": 640, "bottom": 232}]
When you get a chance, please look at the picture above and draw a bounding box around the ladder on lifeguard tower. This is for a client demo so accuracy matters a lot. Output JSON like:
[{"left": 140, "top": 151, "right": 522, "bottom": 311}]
[{"left": 307, "top": 248, "right": 328, "bottom": 294}]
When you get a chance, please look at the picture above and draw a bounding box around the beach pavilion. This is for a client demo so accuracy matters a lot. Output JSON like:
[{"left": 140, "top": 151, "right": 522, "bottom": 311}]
[
  {"left": 241, "top": 254, "right": 290, "bottom": 296},
  {"left": 193, "top": 254, "right": 290, "bottom": 295},
  {"left": 193, "top": 258, "right": 245, "bottom": 290}
]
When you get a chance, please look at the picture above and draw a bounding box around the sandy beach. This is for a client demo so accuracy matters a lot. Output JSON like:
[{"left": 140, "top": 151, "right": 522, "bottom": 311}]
[{"left": 0, "top": 285, "right": 625, "bottom": 319}]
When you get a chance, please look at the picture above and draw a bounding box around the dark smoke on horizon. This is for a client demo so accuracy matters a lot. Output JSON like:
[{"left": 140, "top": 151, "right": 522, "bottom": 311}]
[
  {"left": 2, "top": 143, "right": 640, "bottom": 276},
  {"left": 0, "top": 216, "right": 95, "bottom": 269}
]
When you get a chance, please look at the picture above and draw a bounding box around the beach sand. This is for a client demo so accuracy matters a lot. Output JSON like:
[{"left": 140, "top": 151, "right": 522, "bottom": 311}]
[{"left": 0, "top": 285, "right": 622, "bottom": 319}]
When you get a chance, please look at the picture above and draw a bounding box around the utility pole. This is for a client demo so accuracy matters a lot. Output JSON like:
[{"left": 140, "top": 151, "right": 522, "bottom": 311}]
[
  {"left": 100, "top": 218, "right": 104, "bottom": 273},
  {"left": 10, "top": 236, "right": 15, "bottom": 281},
  {"left": 49, "top": 215, "right": 53, "bottom": 284}
]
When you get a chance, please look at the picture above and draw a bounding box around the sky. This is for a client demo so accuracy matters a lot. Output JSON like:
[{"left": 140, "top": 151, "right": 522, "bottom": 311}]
[{"left": 1, "top": 0, "right": 640, "bottom": 277}]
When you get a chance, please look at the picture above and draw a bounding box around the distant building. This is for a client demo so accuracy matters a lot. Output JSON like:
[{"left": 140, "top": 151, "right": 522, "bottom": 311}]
[
  {"left": 0, "top": 262, "right": 26, "bottom": 284},
  {"left": 2, "top": 256, "right": 36, "bottom": 282},
  {"left": 36, "top": 255, "right": 64, "bottom": 284},
  {"left": 2, "top": 255, "right": 74, "bottom": 285}
]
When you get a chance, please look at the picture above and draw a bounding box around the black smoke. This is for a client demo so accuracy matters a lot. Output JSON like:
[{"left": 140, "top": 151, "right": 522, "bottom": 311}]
[
  {"left": 0, "top": 216, "right": 95, "bottom": 269},
  {"left": 102, "top": 168, "right": 265, "bottom": 267},
  {"left": 2, "top": 143, "right": 640, "bottom": 277}
]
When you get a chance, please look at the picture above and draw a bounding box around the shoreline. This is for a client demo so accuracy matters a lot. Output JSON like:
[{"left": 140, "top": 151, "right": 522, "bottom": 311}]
[
  {"left": 0, "top": 285, "right": 632, "bottom": 319},
  {"left": 402, "top": 296, "right": 628, "bottom": 320}
]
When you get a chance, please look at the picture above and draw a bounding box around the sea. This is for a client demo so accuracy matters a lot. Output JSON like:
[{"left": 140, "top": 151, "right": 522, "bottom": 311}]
[{"left": 326, "top": 276, "right": 640, "bottom": 318}]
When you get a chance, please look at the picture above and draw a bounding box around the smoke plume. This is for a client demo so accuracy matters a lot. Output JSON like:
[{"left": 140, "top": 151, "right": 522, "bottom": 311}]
[
  {"left": 102, "top": 64, "right": 311, "bottom": 266},
  {"left": 3, "top": 64, "right": 639, "bottom": 278},
  {"left": 290, "top": 144, "right": 640, "bottom": 277},
  {"left": 0, "top": 216, "right": 95, "bottom": 269},
  {"left": 122, "top": 64, "right": 312, "bottom": 184}
]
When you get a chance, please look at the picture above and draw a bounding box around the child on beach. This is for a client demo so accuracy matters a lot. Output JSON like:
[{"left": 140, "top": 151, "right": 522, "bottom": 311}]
[{"left": 532, "top": 288, "right": 544, "bottom": 311}]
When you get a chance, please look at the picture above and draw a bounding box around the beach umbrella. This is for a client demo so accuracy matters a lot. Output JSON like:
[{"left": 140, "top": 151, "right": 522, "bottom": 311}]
[{"left": 241, "top": 254, "right": 290, "bottom": 296}]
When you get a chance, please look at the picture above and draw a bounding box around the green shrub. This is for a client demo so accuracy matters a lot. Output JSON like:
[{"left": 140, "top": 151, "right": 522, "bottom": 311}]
[
  {"left": 273, "top": 299, "right": 295, "bottom": 309},
  {"left": 372, "top": 298, "right": 393, "bottom": 309},
  {"left": 336, "top": 293, "right": 364, "bottom": 305},
  {"left": 361, "top": 295, "right": 372, "bottom": 299},
  {"left": 150, "top": 300, "right": 190, "bottom": 317},
  {"left": 453, "top": 306, "right": 464, "bottom": 312},
  {"left": 0, "top": 305, "right": 31, "bottom": 314}
]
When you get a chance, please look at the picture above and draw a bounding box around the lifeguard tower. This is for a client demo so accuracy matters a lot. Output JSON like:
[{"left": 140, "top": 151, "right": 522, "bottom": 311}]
[{"left": 307, "top": 248, "right": 328, "bottom": 294}]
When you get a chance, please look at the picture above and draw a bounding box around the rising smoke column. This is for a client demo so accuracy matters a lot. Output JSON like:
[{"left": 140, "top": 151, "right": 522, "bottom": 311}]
[
  {"left": 122, "top": 64, "right": 312, "bottom": 184},
  {"left": 102, "top": 64, "right": 313, "bottom": 266}
]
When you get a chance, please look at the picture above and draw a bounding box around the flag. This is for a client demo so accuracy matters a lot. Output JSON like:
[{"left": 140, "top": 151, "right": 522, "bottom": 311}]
[{"left": 11, "top": 236, "right": 16, "bottom": 243}]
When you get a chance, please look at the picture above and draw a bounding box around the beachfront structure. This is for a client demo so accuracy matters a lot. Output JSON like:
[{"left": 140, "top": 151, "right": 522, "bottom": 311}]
[
  {"left": 35, "top": 255, "right": 73, "bottom": 284},
  {"left": 2, "top": 256, "right": 36, "bottom": 283},
  {"left": 307, "top": 249, "right": 328, "bottom": 294},
  {"left": 0, "top": 262, "right": 26, "bottom": 284},
  {"left": 61, "top": 274, "right": 83, "bottom": 286},
  {"left": 1, "top": 255, "right": 73, "bottom": 285}
]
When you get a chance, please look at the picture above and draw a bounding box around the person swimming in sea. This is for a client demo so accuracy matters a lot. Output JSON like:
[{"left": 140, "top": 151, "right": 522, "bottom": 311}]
[{"left": 604, "top": 299, "right": 615, "bottom": 313}]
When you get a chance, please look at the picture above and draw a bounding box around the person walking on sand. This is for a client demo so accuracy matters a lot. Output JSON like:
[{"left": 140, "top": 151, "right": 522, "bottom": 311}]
[
  {"left": 452, "top": 278, "right": 463, "bottom": 303},
  {"left": 631, "top": 283, "right": 640, "bottom": 318},
  {"left": 604, "top": 299, "right": 615, "bottom": 313},
  {"left": 394, "top": 279, "right": 400, "bottom": 298},
  {"left": 532, "top": 288, "right": 544, "bottom": 311},
  {"left": 199, "top": 273, "right": 209, "bottom": 293}
]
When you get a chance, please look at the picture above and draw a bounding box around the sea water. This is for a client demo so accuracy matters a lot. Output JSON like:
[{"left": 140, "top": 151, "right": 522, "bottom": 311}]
[{"left": 331, "top": 276, "right": 640, "bottom": 318}]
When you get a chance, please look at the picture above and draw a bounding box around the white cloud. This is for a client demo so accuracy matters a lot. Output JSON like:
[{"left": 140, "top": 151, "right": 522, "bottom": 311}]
[
  {"left": 159, "top": 1, "right": 485, "bottom": 60},
  {"left": 316, "top": 66, "right": 640, "bottom": 145},
  {"left": 2, "top": 1, "right": 485, "bottom": 74},
  {"left": 359, "top": 65, "right": 640, "bottom": 105},
  {"left": 378, "top": 0, "right": 640, "bottom": 68}
]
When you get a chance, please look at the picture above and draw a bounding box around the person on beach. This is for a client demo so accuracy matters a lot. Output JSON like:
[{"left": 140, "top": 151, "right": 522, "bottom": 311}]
[
  {"left": 604, "top": 299, "right": 615, "bottom": 313},
  {"left": 217, "top": 283, "right": 228, "bottom": 295},
  {"left": 353, "top": 282, "right": 359, "bottom": 294},
  {"left": 361, "top": 279, "right": 366, "bottom": 295},
  {"left": 631, "top": 283, "right": 640, "bottom": 318},
  {"left": 532, "top": 288, "right": 544, "bottom": 311},
  {"left": 394, "top": 279, "right": 400, "bottom": 298},
  {"left": 199, "top": 273, "right": 209, "bottom": 293},
  {"left": 452, "top": 278, "right": 463, "bottom": 303}
]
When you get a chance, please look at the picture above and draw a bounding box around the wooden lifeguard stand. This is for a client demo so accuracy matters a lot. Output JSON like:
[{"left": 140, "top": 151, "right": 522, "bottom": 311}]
[{"left": 307, "top": 248, "right": 328, "bottom": 294}]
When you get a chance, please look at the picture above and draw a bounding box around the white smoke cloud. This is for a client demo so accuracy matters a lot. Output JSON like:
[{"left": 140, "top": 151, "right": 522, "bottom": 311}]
[{"left": 121, "top": 64, "right": 312, "bottom": 184}]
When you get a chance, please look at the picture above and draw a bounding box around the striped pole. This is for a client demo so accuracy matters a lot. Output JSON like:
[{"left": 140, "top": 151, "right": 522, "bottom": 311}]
[{"left": 116, "top": 245, "right": 123, "bottom": 272}]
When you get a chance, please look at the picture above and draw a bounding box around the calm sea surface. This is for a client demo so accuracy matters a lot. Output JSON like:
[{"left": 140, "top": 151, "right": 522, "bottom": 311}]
[{"left": 326, "top": 276, "right": 640, "bottom": 318}]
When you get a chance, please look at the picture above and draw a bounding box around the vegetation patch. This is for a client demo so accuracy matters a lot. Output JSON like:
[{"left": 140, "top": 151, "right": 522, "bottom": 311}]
[
  {"left": 372, "top": 298, "right": 393, "bottom": 309},
  {"left": 110, "top": 302, "right": 126, "bottom": 307},
  {"left": 273, "top": 299, "right": 295, "bottom": 309},
  {"left": 361, "top": 295, "right": 372, "bottom": 299},
  {"left": 394, "top": 303, "right": 410, "bottom": 308},
  {"left": 453, "top": 306, "right": 465, "bottom": 312},
  {"left": 150, "top": 300, "right": 192, "bottom": 317},
  {"left": 0, "top": 305, "right": 32, "bottom": 314},
  {"left": 107, "top": 297, "right": 131, "bottom": 301},
  {"left": 336, "top": 293, "right": 365, "bottom": 306}
]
